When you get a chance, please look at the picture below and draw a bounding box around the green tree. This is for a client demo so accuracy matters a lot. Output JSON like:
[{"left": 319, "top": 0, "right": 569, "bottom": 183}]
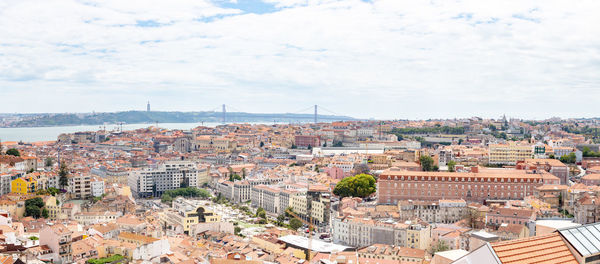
[
  {"left": 419, "top": 155, "right": 435, "bottom": 171},
  {"left": 560, "top": 153, "right": 576, "bottom": 164},
  {"left": 25, "top": 205, "right": 41, "bottom": 218},
  {"left": 234, "top": 226, "right": 242, "bottom": 236},
  {"left": 259, "top": 141, "right": 264, "bottom": 147},
  {"left": 256, "top": 207, "right": 266, "bottom": 218},
  {"left": 432, "top": 240, "right": 450, "bottom": 253},
  {"left": 42, "top": 208, "right": 49, "bottom": 218},
  {"left": 26, "top": 197, "right": 44, "bottom": 208},
  {"left": 229, "top": 174, "right": 242, "bottom": 182},
  {"left": 5, "top": 148, "right": 20, "bottom": 157},
  {"left": 333, "top": 174, "right": 376, "bottom": 198},
  {"left": 160, "top": 187, "right": 211, "bottom": 203},
  {"left": 59, "top": 162, "right": 69, "bottom": 189},
  {"left": 289, "top": 218, "right": 303, "bottom": 230},
  {"left": 447, "top": 160, "right": 456, "bottom": 172},
  {"left": 277, "top": 214, "right": 285, "bottom": 226},
  {"left": 333, "top": 141, "right": 343, "bottom": 147}
]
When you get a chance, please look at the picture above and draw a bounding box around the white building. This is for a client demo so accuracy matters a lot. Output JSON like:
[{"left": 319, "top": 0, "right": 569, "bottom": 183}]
[
  {"left": 128, "top": 161, "right": 201, "bottom": 197},
  {"left": 91, "top": 177, "right": 105, "bottom": 197}
]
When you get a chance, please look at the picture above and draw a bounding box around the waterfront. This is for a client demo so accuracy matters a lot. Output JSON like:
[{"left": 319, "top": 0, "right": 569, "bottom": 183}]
[{"left": 0, "top": 123, "right": 218, "bottom": 142}]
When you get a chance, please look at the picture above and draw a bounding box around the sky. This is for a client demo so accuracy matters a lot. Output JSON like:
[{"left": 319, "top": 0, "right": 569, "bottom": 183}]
[{"left": 0, "top": 0, "right": 599, "bottom": 120}]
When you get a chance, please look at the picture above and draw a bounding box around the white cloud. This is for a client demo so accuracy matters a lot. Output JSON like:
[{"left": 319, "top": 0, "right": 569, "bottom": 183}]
[{"left": 0, "top": 0, "right": 599, "bottom": 119}]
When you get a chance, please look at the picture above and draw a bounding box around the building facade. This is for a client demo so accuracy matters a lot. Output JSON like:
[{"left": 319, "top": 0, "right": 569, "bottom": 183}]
[{"left": 377, "top": 168, "right": 557, "bottom": 204}]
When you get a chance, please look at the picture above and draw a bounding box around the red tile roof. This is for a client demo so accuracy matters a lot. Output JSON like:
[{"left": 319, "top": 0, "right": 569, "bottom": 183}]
[{"left": 491, "top": 233, "right": 577, "bottom": 264}]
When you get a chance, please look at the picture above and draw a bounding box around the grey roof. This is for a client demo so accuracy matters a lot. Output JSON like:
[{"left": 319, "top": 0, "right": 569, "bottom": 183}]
[
  {"left": 278, "top": 235, "right": 351, "bottom": 253},
  {"left": 559, "top": 222, "right": 600, "bottom": 256}
]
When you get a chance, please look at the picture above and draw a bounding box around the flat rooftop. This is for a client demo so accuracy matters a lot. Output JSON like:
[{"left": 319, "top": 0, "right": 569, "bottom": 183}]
[{"left": 278, "top": 235, "right": 352, "bottom": 253}]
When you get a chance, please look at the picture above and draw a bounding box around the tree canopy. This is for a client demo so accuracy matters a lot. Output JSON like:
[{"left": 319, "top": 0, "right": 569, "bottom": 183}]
[
  {"left": 447, "top": 160, "right": 457, "bottom": 172},
  {"left": 25, "top": 197, "right": 45, "bottom": 218},
  {"left": 419, "top": 155, "right": 436, "bottom": 171},
  {"left": 59, "top": 162, "right": 69, "bottom": 188},
  {"left": 161, "top": 187, "right": 211, "bottom": 203},
  {"left": 333, "top": 174, "right": 376, "bottom": 198},
  {"left": 560, "top": 153, "right": 577, "bottom": 164},
  {"left": 5, "top": 148, "right": 20, "bottom": 157},
  {"left": 289, "top": 218, "right": 303, "bottom": 230}
]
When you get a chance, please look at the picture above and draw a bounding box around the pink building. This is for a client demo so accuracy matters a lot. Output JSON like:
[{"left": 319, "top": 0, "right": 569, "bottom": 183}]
[
  {"left": 487, "top": 207, "right": 536, "bottom": 227},
  {"left": 326, "top": 167, "right": 346, "bottom": 180},
  {"left": 377, "top": 168, "right": 559, "bottom": 204}
]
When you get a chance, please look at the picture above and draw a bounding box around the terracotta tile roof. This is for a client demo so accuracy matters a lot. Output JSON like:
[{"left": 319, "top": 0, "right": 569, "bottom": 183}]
[{"left": 491, "top": 233, "right": 578, "bottom": 264}]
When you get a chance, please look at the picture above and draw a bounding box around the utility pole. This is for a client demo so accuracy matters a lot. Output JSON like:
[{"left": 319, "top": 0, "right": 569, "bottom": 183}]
[{"left": 314, "top": 105, "right": 318, "bottom": 124}]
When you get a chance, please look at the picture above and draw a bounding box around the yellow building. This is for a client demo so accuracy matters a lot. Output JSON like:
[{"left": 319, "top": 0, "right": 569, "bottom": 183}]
[
  {"left": 405, "top": 223, "right": 431, "bottom": 250},
  {"left": 11, "top": 177, "right": 37, "bottom": 194},
  {"left": 96, "top": 239, "right": 135, "bottom": 261},
  {"left": 160, "top": 205, "right": 221, "bottom": 234},
  {"left": 44, "top": 196, "right": 61, "bottom": 220},
  {"left": 489, "top": 143, "right": 533, "bottom": 165},
  {"left": 289, "top": 194, "right": 307, "bottom": 216}
]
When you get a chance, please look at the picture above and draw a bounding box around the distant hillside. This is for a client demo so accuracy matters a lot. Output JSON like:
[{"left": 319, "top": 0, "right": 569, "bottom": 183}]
[{"left": 1, "top": 111, "right": 354, "bottom": 127}]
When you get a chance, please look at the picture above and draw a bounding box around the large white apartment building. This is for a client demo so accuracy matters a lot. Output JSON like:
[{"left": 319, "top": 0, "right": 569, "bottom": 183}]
[{"left": 128, "top": 161, "right": 202, "bottom": 197}]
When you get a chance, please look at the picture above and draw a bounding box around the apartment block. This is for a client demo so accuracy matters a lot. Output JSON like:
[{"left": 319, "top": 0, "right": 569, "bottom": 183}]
[
  {"left": 489, "top": 143, "right": 533, "bottom": 165},
  {"left": 128, "top": 161, "right": 201, "bottom": 197}
]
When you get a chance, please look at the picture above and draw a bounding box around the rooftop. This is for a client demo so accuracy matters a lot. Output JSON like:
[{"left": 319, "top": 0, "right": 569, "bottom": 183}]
[
  {"left": 558, "top": 222, "right": 600, "bottom": 257},
  {"left": 278, "top": 235, "right": 351, "bottom": 253},
  {"left": 491, "top": 233, "right": 577, "bottom": 264}
]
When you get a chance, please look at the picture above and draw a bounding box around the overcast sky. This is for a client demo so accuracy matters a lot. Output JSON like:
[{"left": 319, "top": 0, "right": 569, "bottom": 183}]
[{"left": 0, "top": 0, "right": 599, "bottom": 120}]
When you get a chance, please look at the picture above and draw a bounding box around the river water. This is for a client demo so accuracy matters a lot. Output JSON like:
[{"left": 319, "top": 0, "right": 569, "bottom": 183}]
[{"left": 0, "top": 122, "right": 222, "bottom": 142}]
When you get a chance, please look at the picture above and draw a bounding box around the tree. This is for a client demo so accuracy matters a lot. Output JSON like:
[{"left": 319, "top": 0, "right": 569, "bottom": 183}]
[
  {"left": 59, "top": 162, "right": 69, "bottom": 189},
  {"left": 259, "top": 141, "right": 264, "bottom": 147},
  {"left": 45, "top": 157, "right": 54, "bottom": 167},
  {"left": 458, "top": 139, "right": 463, "bottom": 145},
  {"left": 447, "top": 160, "right": 456, "bottom": 172},
  {"left": 5, "top": 148, "right": 20, "bottom": 157},
  {"left": 333, "top": 174, "right": 377, "bottom": 198},
  {"left": 161, "top": 194, "right": 173, "bottom": 204},
  {"left": 333, "top": 141, "right": 343, "bottom": 147},
  {"left": 431, "top": 240, "right": 450, "bottom": 253},
  {"left": 560, "top": 153, "right": 576, "bottom": 164},
  {"left": 419, "top": 155, "right": 435, "bottom": 171},
  {"left": 234, "top": 226, "right": 242, "bottom": 236},
  {"left": 229, "top": 174, "right": 242, "bottom": 182},
  {"left": 25, "top": 205, "right": 41, "bottom": 218},
  {"left": 256, "top": 207, "right": 266, "bottom": 218},
  {"left": 25, "top": 198, "right": 44, "bottom": 219},
  {"left": 242, "top": 168, "right": 247, "bottom": 179},
  {"left": 277, "top": 214, "right": 285, "bottom": 226},
  {"left": 549, "top": 154, "right": 555, "bottom": 159},
  {"left": 289, "top": 218, "right": 303, "bottom": 230},
  {"left": 291, "top": 144, "right": 297, "bottom": 149},
  {"left": 353, "top": 163, "right": 370, "bottom": 175},
  {"left": 42, "top": 208, "right": 49, "bottom": 218},
  {"left": 26, "top": 197, "right": 44, "bottom": 208}
]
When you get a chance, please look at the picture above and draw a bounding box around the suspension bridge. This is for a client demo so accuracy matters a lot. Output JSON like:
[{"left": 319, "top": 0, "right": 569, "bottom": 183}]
[{"left": 202, "top": 104, "right": 352, "bottom": 124}]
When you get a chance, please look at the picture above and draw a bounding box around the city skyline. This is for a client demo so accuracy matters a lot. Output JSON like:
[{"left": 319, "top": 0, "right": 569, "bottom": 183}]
[{"left": 1, "top": 0, "right": 599, "bottom": 119}]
